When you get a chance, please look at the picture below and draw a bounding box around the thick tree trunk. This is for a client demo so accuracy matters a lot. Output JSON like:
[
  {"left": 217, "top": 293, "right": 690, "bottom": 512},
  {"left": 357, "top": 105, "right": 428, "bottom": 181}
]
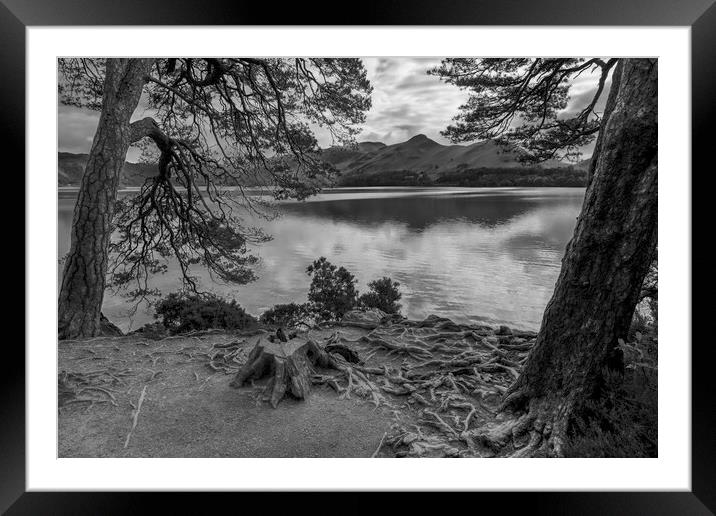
[
  {"left": 498, "top": 59, "right": 658, "bottom": 455},
  {"left": 58, "top": 59, "right": 153, "bottom": 339}
]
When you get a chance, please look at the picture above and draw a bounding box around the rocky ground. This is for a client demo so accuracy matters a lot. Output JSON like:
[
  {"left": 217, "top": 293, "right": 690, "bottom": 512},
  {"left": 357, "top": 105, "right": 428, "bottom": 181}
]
[{"left": 58, "top": 311, "right": 537, "bottom": 458}]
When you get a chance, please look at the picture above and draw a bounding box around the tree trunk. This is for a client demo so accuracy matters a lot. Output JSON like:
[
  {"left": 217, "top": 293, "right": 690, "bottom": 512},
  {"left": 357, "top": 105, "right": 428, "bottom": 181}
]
[
  {"left": 58, "top": 59, "right": 153, "bottom": 339},
  {"left": 498, "top": 59, "right": 658, "bottom": 455}
]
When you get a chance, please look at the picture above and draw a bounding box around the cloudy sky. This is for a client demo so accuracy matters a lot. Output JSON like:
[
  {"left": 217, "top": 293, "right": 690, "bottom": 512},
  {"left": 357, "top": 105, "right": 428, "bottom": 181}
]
[{"left": 59, "top": 58, "right": 607, "bottom": 161}]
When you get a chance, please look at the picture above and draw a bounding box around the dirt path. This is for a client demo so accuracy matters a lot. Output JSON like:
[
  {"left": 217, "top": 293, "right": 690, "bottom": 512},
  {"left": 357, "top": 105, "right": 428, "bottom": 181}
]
[
  {"left": 59, "top": 327, "right": 396, "bottom": 457},
  {"left": 58, "top": 318, "right": 536, "bottom": 458}
]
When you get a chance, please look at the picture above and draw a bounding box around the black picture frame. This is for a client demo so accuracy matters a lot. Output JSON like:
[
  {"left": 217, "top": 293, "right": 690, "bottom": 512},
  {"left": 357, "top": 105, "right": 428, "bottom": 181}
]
[{"left": 3, "top": 0, "right": 714, "bottom": 513}]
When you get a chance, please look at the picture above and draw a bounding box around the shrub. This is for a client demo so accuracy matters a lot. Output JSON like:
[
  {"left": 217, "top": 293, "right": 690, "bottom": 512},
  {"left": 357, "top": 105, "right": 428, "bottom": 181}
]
[
  {"left": 305, "top": 257, "right": 358, "bottom": 320},
  {"left": 564, "top": 334, "right": 657, "bottom": 458},
  {"left": 134, "top": 321, "right": 167, "bottom": 340},
  {"left": 154, "top": 292, "right": 257, "bottom": 334},
  {"left": 563, "top": 379, "right": 657, "bottom": 457},
  {"left": 259, "top": 303, "right": 310, "bottom": 329},
  {"left": 358, "top": 276, "right": 402, "bottom": 314}
]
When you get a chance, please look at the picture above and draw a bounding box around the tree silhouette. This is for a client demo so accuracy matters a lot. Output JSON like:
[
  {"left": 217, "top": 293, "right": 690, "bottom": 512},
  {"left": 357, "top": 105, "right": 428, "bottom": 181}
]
[
  {"left": 58, "top": 58, "right": 371, "bottom": 338},
  {"left": 431, "top": 58, "right": 617, "bottom": 164},
  {"left": 434, "top": 58, "right": 657, "bottom": 456}
]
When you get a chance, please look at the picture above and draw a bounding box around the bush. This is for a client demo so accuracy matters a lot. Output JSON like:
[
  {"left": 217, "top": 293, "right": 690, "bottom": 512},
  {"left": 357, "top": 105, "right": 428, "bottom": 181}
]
[
  {"left": 564, "top": 334, "right": 657, "bottom": 458},
  {"left": 154, "top": 292, "right": 257, "bottom": 334},
  {"left": 563, "top": 377, "right": 657, "bottom": 457},
  {"left": 358, "top": 276, "right": 402, "bottom": 314},
  {"left": 563, "top": 398, "right": 657, "bottom": 458},
  {"left": 259, "top": 303, "right": 310, "bottom": 329},
  {"left": 305, "top": 257, "right": 358, "bottom": 321},
  {"left": 134, "top": 321, "right": 167, "bottom": 340}
]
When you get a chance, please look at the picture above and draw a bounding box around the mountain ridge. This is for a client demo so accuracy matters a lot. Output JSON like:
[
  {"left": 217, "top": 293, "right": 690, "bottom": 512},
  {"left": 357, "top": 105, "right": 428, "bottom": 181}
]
[
  {"left": 58, "top": 135, "right": 590, "bottom": 188},
  {"left": 322, "top": 134, "right": 589, "bottom": 182},
  {"left": 58, "top": 152, "right": 157, "bottom": 187}
]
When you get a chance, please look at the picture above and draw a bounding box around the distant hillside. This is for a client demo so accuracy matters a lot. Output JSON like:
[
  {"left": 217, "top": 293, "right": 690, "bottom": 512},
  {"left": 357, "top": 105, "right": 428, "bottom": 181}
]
[
  {"left": 58, "top": 152, "right": 157, "bottom": 187},
  {"left": 321, "top": 134, "right": 588, "bottom": 187},
  {"left": 58, "top": 152, "right": 321, "bottom": 189},
  {"left": 319, "top": 141, "right": 387, "bottom": 170},
  {"left": 339, "top": 166, "right": 587, "bottom": 188},
  {"left": 575, "top": 157, "right": 592, "bottom": 171},
  {"left": 59, "top": 137, "right": 590, "bottom": 189}
]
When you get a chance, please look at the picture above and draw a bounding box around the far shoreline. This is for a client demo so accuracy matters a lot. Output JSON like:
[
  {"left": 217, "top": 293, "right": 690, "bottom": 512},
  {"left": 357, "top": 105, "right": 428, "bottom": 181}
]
[{"left": 58, "top": 184, "right": 587, "bottom": 194}]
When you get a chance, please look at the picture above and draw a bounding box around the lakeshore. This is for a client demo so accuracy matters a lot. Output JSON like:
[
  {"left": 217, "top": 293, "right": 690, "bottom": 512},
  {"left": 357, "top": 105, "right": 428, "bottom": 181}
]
[
  {"left": 60, "top": 186, "right": 585, "bottom": 332},
  {"left": 59, "top": 313, "right": 536, "bottom": 458}
]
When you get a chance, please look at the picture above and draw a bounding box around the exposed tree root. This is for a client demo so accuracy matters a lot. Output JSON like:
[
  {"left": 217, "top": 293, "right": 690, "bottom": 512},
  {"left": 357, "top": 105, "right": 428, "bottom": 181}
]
[
  {"left": 59, "top": 314, "right": 572, "bottom": 458},
  {"left": 371, "top": 431, "right": 388, "bottom": 457},
  {"left": 59, "top": 368, "right": 133, "bottom": 408},
  {"left": 326, "top": 316, "right": 549, "bottom": 458},
  {"left": 360, "top": 333, "right": 433, "bottom": 359},
  {"left": 461, "top": 395, "right": 573, "bottom": 457},
  {"left": 124, "top": 385, "right": 148, "bottom": 448},
  {"left": 215, "top": 314, "right": 557, "bottom": 457}
]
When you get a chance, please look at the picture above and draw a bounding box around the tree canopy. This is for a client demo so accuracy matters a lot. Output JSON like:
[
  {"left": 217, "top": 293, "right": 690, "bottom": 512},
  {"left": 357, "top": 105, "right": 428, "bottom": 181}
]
[
  {"left": 430, "top": 58, "right": 658, "bottom": 456},
  {"left": 430, "top": 58, "right": 618, "bottom": 163},
  {"left": 59, "top": 58, "right": 372, "bottom": 300}
]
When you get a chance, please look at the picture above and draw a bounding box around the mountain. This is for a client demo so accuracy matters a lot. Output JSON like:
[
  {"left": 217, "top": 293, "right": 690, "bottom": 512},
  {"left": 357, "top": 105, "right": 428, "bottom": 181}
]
[
  {"left": 58, "top": 135, "right": 589, "bottom": 189},
  {"left": 319, "top": 142, "right": 386, "bottom": 170},
  {"left": 321, "top": 134, "right": 582, "bottom": 186},
  {"left": 58, "top": 151, "right": 326, "bottom": 189},
  {"left": 574, "top": 157, "right": 592, "bottom": 171},
  {"left": 58, "top": 152, "right": 157, "bottom": 187}
]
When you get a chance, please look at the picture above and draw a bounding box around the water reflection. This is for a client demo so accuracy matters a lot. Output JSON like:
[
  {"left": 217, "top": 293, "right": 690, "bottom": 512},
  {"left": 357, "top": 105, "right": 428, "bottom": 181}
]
[
  {"left": 58, "top": 187, "right": 584, "bottom": 332},
  {"left": 280, "top": 188, "right": 568, "bottom": 230}
]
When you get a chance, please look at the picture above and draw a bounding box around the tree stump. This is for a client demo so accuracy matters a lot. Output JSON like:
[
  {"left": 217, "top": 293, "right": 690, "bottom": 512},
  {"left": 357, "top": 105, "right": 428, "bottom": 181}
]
[{"left": 230, "top": 333, "right": 338, "bottom": 408}]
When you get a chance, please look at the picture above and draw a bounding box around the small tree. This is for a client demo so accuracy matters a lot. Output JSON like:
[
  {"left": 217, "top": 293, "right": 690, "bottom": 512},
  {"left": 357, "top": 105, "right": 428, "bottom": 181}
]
[
  {"left": 305, "top": 257, "right": 358, "bottom": 320},
  {"left": 358, "top": 277, "right": 402, "bottom": 314}
]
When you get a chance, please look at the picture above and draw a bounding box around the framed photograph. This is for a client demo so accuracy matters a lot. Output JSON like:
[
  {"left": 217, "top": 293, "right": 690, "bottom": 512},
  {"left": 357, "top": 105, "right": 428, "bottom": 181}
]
[{"left": 5, "top": 0, "right": 714, "bottom": 512}]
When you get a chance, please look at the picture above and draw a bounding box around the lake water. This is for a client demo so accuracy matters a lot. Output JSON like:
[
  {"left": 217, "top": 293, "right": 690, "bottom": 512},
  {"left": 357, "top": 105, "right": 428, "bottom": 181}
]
[{"left": 58, "top": 187, "right": 585, "bottom": 332}]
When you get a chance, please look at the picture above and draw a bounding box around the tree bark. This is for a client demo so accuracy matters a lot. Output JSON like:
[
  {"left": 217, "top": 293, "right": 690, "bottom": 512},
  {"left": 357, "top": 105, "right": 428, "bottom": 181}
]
[
  {"left": 500, "top": 59, "right": 658, "bottom": 455},
  {"left": 58, "top": 59, "right": 153, "bottom": 339},
  {"left": 230, "top": 334, "right": 344, "bottom": 408}
]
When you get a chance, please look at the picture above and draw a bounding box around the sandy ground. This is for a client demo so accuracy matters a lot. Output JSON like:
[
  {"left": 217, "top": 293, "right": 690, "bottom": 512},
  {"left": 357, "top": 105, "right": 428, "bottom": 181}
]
[
  {"left": 59, "top": 318, "right": 535, "bottom": 458},
  {"left": 58, "top": 327, "right": 400, "bottom": 458}
]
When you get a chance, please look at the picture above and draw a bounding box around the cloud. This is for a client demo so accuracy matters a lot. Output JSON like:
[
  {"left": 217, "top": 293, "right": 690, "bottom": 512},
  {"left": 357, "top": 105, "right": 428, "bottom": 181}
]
[
  {"left": 354, "top": 58, "right": 469, "bottom": 146},
  {"left": 58, "top": 58, "right": 605, "bottom": 160},
  {"left": 560, "top": 74, "right": 612, "bottom": 119},
  {"left": 58, "top": 104, "right": 99, "bottom": 153},
  {"left": 354, "top": 58, "right": 604, "bottom": 156},
  {"left": 58, "top": 102, "right": 145, "bottom": 161}
]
